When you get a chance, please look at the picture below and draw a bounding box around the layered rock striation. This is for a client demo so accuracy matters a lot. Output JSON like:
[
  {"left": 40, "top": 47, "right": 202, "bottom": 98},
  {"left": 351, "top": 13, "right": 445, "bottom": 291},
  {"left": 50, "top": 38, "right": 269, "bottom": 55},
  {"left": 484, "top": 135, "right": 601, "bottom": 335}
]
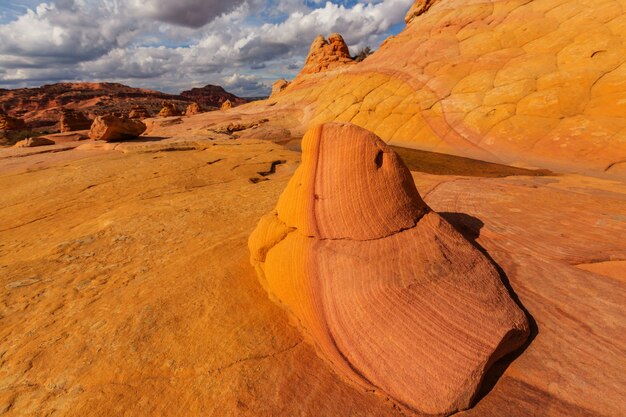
[{"left": 249, "top": 123, "right": 530, "bottom": 416}]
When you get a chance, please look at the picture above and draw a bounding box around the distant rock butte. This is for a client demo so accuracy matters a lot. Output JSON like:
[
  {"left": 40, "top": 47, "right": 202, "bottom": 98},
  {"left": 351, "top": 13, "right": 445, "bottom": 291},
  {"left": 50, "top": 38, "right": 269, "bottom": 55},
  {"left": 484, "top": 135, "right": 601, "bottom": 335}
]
[
  {"left": 180, "top": 84, "right": 247, "bottom": 109},
  {"left": 88, "top": 115, "right": 146, "bottom": 142},
  {"left": 266, "top": 0, "right": 626, "bottom": 176},
  {"left": 297, "top": 33, "right": 354, "bottom": 78},
  {"left": 59, "top": 109, "right": 91, "bottom": 132},
  {"left": 249, "top": 123, "right": 530, "bottom": 416}
]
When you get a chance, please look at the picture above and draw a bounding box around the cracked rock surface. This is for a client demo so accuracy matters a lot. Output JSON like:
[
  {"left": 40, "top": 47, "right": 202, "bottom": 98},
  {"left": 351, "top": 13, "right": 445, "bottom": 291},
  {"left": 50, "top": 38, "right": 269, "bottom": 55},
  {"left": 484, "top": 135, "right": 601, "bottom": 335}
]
[{"left": 248, "top": 123, "right": 530, "bottom": 416}]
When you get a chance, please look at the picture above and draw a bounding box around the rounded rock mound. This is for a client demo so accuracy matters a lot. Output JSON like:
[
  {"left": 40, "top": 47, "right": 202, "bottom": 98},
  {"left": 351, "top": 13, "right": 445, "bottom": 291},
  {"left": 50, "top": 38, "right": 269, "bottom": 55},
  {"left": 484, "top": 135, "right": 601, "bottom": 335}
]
[{"left": 249, "top": 122, "right": 530, "bottom": 416}]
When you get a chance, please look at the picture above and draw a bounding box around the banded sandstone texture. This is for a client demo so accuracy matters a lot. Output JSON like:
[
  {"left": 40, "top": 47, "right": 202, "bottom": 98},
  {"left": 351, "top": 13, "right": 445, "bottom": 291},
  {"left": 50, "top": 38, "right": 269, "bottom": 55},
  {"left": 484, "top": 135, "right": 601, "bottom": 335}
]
[
  {"left": 270, "top": 0, "right": 626, "bottom": 176},
  {"left": 249, "top": 123, "right": 530, "bottom": 416}
]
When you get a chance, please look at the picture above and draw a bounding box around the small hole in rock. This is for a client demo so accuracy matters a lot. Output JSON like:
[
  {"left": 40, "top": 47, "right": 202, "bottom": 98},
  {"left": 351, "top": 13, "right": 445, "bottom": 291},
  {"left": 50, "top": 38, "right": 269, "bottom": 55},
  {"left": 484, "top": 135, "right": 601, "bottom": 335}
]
[{"left": 375, "top": 150, "right": 384, "bottom": 168}]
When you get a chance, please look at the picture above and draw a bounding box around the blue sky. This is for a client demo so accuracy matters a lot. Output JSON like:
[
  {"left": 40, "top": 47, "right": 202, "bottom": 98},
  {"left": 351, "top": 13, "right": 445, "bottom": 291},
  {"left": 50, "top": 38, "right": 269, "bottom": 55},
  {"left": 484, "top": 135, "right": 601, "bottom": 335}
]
[{"left": 0, "top": 0, "right": 413, "bottom": 95}]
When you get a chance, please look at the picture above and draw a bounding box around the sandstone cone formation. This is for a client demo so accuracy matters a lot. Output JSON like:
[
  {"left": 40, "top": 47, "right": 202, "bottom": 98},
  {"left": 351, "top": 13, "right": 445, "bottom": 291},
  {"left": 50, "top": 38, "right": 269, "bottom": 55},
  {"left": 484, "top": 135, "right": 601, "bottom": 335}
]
[
  {"left": 298, "top": 33, "right": 354, "bottom": 77},
  {"left": 185, "top": 102, "right": 202, "bottom": 116},
  {"left": 158, "top": 102, "right": 181, "bottom": 118},
  {"left": 270, "top": 79, "right": 290, "bottom": 98},
  {"left": 220, "top": 99, "right": 232, "bottom": 110},
  {"left": 249, "top": 123, "right": 530, "bottom": 416},
  {"left": 88, "top": 115, "right": 147, "bottom": 142},
  {"left": 59, "top": 109, "right": 91, "bottom": 132}
]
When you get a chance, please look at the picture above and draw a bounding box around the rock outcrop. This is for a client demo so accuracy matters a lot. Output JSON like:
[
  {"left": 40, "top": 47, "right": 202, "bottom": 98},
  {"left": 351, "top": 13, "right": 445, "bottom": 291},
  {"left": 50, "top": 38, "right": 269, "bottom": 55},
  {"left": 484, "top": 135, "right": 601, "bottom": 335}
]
[
  {"left": 158, "top": 102, "right": 181, "bottom": 118},
  {"left": 220, "top": 100, "right": 232, "bottom": 110},
  {"left": 185, "top": 102, "right": 202, "bottom": 116},
  {"left": 59, "top": 109, "right": 91, "bottom": 132},
  {"left": 0, "top": 111, "right": 26, "bottom": 131},
  {"left": 12, "top": 137, "right": 55, "bottom": 148},
  {"left": 266, "top": 0, "right": 626, "bottom": 177},
  {"left": 88, "top": 115, "right": 146, "bottom": 142},
  {"left": 249, "top": 123, "right": 530, "bottom": 416},
  {"left": 298, "top": 33, "right": 354, "bottom": 77},
  {"left": 128, "top": 105, "right": 150, "bottom": 119},
  {"left": 180, "top": 84, "right": 248, "bottom": 109},
  {"left": 270, "top": 79, "right": 290, "bottom": 97},
  {"left": 0, "top": 82, "right": 192, "bottom": 129}
]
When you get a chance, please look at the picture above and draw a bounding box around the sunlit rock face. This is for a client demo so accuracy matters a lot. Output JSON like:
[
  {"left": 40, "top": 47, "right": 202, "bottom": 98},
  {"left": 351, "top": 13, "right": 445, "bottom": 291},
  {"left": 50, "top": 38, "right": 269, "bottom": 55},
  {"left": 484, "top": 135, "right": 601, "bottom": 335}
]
[{"left": 270, "top": 0, "right": 626, "bottom": 177}]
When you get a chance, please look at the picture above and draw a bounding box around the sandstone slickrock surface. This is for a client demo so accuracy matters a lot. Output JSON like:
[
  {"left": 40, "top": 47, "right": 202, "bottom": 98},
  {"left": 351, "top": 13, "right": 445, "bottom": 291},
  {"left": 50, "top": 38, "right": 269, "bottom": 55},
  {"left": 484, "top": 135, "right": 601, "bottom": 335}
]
[
  {"left": 158, "top": 102, "right": 182, "bottom": 118},
  {"left": 267, "top": 0, "right": 626, "bottom": 177},
  {"left": 1, "top": 117, "right": 625, "bottom": 416},
  {"left": 249, "top": 123, "right": 530, "bottom": 416},
  {"left": 88, "top": 115, "right": 147, "bottom": 142},
  {"left": 12, "top": 137, "right": 55, "bottom": 148},
  {"left": 59, "top": 109, "right": 92, "bottom": 132}
]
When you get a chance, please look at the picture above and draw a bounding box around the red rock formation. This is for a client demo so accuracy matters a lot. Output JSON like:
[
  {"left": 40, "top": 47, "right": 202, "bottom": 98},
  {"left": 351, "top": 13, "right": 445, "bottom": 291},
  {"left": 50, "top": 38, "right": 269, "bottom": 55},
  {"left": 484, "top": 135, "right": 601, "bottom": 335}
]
[
  {"left": 0, "top": 111, "right": 26, "bottom": 131},
  {"left": 158, "top": 102, "right": 181, "bottom": 118},
  {"left": 180, "top": 84, "right": 247, "bottom": 109},
  {"left": 298, "top": 33, "right": 354, "bottom": 77},
  {"left": 249, "top": 123, "right": 529, "bottom": 416},
  {"left": 88, "top": 115, "right": 146, "bottom": 142},
  {"left": 0, "top": 82, "right": 191, "bottom": 129},
  {"left": 59, "top": 109, "right": 91, "bottom": 132}
]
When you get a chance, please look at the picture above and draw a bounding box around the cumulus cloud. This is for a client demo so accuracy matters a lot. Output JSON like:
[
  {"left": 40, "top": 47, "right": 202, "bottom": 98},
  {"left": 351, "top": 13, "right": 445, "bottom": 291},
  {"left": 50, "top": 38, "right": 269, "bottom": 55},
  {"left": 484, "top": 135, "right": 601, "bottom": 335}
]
[{"left": 0, "top": 0, "right": 413, "bottom": 96}]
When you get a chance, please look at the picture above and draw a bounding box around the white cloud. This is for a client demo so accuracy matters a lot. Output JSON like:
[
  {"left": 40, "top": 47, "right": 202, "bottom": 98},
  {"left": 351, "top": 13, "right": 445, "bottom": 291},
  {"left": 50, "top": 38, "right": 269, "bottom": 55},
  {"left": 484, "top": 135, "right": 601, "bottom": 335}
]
[{"left": 0, "top": 0, "right": 413, "bottom": 96}]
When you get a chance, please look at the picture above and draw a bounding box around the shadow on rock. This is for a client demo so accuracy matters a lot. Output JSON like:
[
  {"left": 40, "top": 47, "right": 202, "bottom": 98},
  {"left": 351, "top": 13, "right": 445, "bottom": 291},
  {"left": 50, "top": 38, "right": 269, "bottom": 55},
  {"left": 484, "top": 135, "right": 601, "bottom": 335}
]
[{"left": 440, "top": 211, "right": 539, "bottom": 406}]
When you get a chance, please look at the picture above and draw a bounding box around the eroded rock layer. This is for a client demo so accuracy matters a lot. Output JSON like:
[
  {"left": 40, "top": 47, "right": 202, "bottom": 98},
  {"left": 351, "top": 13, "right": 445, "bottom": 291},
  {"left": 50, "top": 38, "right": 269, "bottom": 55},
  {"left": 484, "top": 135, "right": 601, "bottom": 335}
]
[
  {"left": 249, "top": 123, "right": 530, "bottom": 416},
  {"left": 268, "top": 0, "right": 626, "bottom": 176}
]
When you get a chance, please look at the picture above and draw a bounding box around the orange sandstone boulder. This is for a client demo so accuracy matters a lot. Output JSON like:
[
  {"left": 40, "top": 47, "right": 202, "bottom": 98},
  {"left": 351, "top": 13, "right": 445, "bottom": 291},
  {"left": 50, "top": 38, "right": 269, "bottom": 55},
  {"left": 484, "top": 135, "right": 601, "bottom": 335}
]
[
  {"left": 249, "top": 123, "right": 530, "bottom": 416},
  {"left": 88, "top": 115, "right": 146, "bottom": 142},
  {"left": 158, "top": 102, "right": 181, "bottom": 118},
  {"left": 59, "top": 109, "right": 91, "bottom": 132}
]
